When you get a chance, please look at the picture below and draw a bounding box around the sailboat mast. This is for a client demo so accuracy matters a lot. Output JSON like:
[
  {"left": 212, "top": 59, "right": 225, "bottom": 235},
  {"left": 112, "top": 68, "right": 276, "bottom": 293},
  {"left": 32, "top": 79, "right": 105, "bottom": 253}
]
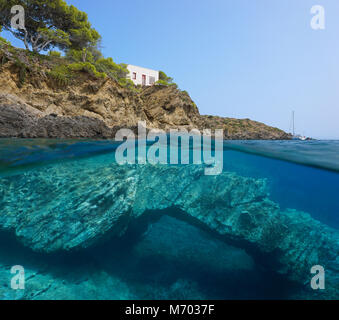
[{"left": 292, "top": 111, "right": 295, "bottom": 136}]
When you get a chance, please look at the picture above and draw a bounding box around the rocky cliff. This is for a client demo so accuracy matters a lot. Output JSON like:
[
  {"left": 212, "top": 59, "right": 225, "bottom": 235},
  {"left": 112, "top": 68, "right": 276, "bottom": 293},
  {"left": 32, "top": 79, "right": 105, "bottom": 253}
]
[{"left": 0, "top": 47, "right": 290, "bottom": 139}]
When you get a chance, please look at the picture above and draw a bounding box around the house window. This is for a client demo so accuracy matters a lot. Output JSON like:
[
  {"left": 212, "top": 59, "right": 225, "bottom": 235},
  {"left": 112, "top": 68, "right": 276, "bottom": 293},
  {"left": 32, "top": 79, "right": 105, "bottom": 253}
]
[
  {"left": 132, "top": 72, "right": 137, "bottom": 80},
  {"left": 149, "top": 76, "right": 155, "bottom": 85},
  {"left": 142, "top": 74, "right": 146, "bottom": 86}
]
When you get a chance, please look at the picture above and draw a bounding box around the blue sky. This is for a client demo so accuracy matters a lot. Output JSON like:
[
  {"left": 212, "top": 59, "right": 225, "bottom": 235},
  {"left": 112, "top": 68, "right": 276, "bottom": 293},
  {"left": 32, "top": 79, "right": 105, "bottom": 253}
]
[{"left": 3, "top": 0, "right": 339, "bottom": 139}]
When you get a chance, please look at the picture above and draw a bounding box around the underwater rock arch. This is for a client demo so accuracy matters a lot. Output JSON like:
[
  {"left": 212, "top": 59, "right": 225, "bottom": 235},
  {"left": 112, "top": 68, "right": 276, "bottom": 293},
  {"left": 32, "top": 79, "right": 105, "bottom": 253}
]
[{"left": 0, "top": 162, "right": 338, "bottom": 298}]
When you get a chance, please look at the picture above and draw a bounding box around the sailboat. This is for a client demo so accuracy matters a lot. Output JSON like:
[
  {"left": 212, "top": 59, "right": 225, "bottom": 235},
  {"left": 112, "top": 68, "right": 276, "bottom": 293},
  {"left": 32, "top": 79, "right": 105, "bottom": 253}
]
[{"left": 290, "top": 111, "right": 307, "bottom": 141}]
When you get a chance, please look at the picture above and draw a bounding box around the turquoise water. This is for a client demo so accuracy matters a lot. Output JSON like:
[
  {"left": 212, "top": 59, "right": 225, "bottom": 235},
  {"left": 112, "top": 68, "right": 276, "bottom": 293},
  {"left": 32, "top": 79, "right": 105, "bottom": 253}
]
[{"left": 0, "top": 139, "right": 338, "bottom": 300}]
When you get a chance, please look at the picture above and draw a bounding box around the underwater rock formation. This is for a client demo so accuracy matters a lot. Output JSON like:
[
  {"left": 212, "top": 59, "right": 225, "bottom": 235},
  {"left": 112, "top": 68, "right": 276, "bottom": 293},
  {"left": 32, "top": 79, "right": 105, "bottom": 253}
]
[
  {"left": 0, "top": 214, "right": 264, "bottom": 300},
  {"left": 0, "top": 163, "right": 138, "bottom": 251},
  {"left": 0, "top": 161, "right": 338, "bottom": 298},
  {"left": 132, "top": 215, "right": 255, "bottom": 275}
]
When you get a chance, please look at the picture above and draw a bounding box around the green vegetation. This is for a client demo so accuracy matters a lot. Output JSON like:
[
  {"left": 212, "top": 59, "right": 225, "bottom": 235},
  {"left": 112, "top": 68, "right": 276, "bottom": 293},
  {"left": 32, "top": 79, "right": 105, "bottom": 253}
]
[
  {"left": 13, "top": 56, "right": 29, "bottom": 88},
  {"left": 117, "top": 77, "right": 135, "bottom": 90},
  {"left": 0, "top": 35, "right": 10, "bottom": 47},
  {"left": 0, "top": 0, "right": 100, "bottom": 53},
  {"left": 95, "top": 58, "right": 127, "bottom": 79},
  {"left": 67, "top": 62, "right": 106, "bottom": 79},
  {"left": 0, "top": 27, "right": 10, "bottom": 48},
  {"left": 61, "top": 49, "right": 135, "bottom": 87},
  {"left": 0, "top": 53, "right": 7, "bottom": 66},
  {"left": 159, "top": 71, "right": 173, "bottom": 83},
  {"left": 48, "top": 62, "right": 106, "bottom": 86},
  {"left": 47, "top": 64, "right": 72, "bottom": 86},
  {"left": 48, "top": 51, "right": 61, "bottom": 58},
  {"left": 156, "top": 70, "right": 177, "bottom": 87},
  {"left": 0, "top": 1, "right": 177, "bottom": 91},
  {"left": 66, "top": 48, "right": 93, "bottom": 63}
]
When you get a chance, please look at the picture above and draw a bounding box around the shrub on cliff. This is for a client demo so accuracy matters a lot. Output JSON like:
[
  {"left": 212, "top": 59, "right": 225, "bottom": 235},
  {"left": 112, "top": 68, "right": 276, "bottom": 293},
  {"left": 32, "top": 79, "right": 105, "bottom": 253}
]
[
  {"left": 48, "top": 62, "right": 106, "bottom": 86},
  {"left": 48, "top": 51, "right": 61, "bottom": 58},
  {"left": 48, "top": 65, "right": 71, "bottom": 86},
  {"left": 159, "top": 71, "right": 173, "bottom": 83},
  {"left": 95, "top": 58, "right": 128, "bottom": 81},
  {"left": 65, "top": 48, "right": 130, "bottom": 86},
  {"left": 0, "top": 37, "right": 10, "bottom": 49},
  {"left": 156, "top": 70, "right": 177, "bottom": 87},
  {"left": 63, "top": 50, "right": 132, "bottom": 87},
  {"left": 117, "top": 77, "right": 136, "bottom": 90},
  {"left": 156, "top": 79, "right": 177, "bottom": 88},
  {"left": 68, "top": 62, "right": 106, "bottom": 79}
]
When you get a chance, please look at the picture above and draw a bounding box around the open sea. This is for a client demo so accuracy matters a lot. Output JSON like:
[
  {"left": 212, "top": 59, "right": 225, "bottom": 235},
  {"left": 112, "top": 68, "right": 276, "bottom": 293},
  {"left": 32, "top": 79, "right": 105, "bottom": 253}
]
[{"left": 0, "top": 139, "right": 338, "bottom": 300}]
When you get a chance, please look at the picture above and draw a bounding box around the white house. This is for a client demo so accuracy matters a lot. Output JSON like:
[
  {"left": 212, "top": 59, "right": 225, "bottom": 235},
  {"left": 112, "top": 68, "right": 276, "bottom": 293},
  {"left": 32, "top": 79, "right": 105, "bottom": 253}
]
[{"left": 127, "top": 64, "right": 159, "bottom": 86}]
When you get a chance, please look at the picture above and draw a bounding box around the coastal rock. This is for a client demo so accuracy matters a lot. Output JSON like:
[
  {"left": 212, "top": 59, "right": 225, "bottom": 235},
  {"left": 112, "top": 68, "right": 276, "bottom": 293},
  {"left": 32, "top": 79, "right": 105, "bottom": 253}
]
[
  {"left": 0, "top": 47, "right": 290, "bottom": 139},
  {"left": 0, "top": 103, "right": 116, "bottom": 139},
  {"left": 200, "top": 115, "right": 291, "bottom": 140}
]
